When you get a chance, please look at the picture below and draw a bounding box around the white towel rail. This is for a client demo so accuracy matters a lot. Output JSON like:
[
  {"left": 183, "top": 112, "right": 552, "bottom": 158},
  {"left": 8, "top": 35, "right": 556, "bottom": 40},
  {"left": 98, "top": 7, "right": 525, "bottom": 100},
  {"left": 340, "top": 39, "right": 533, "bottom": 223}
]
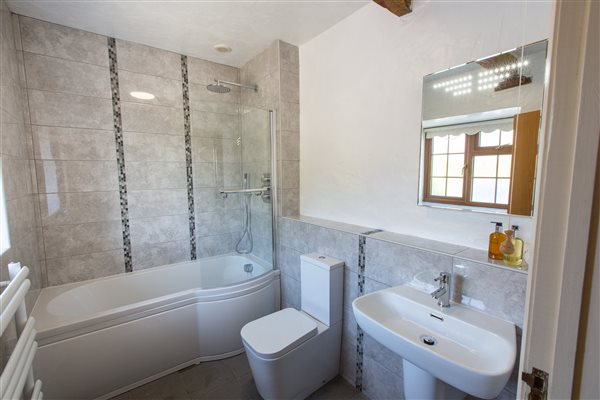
[{"left": 0, "top": 262, "right": 43, "bottom": 400}]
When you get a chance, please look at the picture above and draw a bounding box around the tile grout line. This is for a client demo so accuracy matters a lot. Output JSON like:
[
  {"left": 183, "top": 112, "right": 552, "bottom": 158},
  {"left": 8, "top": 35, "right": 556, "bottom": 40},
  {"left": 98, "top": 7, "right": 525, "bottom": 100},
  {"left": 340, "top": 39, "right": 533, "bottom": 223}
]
[
  {"left": 181, "top": 54, "right": 197, "bottom": 260},
  {"left": 108, "top": 37, "right": 133, "bottom": 272}
]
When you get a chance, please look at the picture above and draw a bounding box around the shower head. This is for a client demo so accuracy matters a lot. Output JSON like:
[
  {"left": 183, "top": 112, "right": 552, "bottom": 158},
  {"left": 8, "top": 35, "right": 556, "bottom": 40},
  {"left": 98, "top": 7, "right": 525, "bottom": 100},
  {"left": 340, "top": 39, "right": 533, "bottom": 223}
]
[
  {"left": 207, "top": 81, "right": 231, "bottom": 93},
  {"left": 206, "top": 79, "right": 257, "bottom": 94}
]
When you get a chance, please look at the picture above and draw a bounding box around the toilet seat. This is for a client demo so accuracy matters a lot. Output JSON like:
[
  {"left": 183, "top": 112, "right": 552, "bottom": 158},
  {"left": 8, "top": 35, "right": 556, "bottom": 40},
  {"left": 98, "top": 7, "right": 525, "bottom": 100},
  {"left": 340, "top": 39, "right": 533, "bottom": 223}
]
[{"left": 241, "top": 308, "right": 318, "bottom": 360}]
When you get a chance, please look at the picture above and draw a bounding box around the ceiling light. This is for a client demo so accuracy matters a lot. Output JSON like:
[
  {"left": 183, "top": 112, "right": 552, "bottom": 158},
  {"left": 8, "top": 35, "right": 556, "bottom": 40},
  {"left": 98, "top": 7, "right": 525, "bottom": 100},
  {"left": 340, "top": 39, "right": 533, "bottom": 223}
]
[
  {"left": 130, "top": 91, "right": 155, "bottom": 100},
  {"left": 214, "top": 44, "right": 232, "bottom": 53}
]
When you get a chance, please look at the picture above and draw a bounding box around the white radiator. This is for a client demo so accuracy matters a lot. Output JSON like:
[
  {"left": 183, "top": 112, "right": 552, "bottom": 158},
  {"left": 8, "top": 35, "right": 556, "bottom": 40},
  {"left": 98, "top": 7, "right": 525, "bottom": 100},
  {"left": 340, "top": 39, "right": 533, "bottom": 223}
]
[{"left": 0, "top": 262, "right": 43, "bottom": 400}]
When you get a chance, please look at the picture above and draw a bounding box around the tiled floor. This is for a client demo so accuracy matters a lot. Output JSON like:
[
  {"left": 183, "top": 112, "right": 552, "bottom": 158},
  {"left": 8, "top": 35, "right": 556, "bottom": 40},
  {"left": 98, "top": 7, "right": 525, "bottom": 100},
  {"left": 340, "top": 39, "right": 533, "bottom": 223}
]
[{"left": 111, "top": 353, "right": 366, "bottom": 400}]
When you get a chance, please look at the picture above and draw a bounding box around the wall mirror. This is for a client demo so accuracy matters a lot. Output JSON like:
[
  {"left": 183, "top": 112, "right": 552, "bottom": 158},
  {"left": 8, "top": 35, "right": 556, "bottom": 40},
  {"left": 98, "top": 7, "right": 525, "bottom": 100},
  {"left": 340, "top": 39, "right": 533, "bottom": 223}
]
[{"left": 418, "top": 40, "right": 548, "bottom": 216}]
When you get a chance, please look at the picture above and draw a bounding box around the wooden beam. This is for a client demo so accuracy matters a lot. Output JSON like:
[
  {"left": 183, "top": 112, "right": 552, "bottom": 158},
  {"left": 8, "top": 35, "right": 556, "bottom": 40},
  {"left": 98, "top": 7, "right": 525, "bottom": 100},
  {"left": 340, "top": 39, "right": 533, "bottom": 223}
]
[{"left": 372, "top": 0, "right": 412, "bottom": 17}]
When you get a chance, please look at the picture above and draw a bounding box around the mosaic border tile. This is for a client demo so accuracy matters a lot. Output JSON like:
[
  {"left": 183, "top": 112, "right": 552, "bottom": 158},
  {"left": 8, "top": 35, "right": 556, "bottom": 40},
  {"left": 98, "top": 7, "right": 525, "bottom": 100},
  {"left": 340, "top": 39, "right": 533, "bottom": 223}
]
[
  {"left": 355, "top": 229, "right": 381, "bottom": 391},
  {"left": 108, "top": 37, "right": 132, "bottom": 272},
  {"left": 181, "top": 55, "right": 196, "bottom": 260},
  {"left": 355, "top": 234, "right": 367, "bottom": 390}
]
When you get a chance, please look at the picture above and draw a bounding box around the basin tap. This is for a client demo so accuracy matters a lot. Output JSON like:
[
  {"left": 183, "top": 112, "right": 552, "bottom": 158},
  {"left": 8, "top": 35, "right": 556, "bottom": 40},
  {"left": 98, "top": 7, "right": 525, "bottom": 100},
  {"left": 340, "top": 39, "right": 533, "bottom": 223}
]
[{"left": 431, "top": 272, "right": 451, "bottom": 308}]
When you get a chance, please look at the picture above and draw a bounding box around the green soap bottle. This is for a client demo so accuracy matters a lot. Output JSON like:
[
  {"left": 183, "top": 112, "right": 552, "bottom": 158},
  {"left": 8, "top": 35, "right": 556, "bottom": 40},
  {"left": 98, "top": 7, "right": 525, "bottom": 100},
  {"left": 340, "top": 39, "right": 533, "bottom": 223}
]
[{"left": 503, "top": 225, "right": 524, "bottom": 267}]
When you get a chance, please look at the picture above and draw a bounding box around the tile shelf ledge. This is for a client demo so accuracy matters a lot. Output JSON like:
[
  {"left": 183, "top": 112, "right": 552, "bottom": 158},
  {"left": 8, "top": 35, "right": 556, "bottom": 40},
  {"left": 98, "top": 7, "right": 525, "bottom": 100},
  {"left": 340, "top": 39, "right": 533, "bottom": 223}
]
[{"left": 282, "top": 215, "right": 528, "bottom": 275}]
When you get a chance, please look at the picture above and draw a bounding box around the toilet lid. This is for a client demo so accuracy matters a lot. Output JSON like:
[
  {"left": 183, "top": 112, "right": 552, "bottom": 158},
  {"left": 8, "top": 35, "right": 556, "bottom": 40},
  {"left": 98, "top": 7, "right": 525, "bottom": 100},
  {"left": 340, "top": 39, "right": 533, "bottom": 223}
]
[{"left": 241, "top": 308, "right": 318, "bottom": 360}]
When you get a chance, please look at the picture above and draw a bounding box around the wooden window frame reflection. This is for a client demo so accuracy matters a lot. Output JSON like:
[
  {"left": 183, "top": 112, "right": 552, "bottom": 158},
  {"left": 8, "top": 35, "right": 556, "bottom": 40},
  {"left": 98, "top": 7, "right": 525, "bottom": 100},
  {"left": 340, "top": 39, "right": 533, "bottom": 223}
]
[{"left": 423, "top": 133, "right": 513, "bottom": 210}]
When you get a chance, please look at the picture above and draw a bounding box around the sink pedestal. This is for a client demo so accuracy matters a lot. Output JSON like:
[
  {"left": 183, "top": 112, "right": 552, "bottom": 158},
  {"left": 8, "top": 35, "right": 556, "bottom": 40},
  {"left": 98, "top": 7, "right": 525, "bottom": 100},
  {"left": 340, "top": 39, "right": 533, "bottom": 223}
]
[{"left": 403, "top": 360, "right": 466, "bottom": 400}]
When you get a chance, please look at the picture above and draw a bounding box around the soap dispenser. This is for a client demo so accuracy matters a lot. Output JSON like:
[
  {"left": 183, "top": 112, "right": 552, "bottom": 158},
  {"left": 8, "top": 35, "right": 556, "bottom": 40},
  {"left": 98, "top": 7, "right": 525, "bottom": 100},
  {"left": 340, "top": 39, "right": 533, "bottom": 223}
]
[
  {"left": 488, "top": 222, "right": 506, "bottom": 260},
  {"left": 503, "top": 225, "right": 524, "bottom": 267}
]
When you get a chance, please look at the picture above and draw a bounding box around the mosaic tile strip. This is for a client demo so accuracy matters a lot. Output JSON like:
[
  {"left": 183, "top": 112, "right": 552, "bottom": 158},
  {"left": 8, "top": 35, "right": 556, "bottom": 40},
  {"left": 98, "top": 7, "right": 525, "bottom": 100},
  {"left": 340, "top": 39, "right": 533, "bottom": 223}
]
[
  {"left": 355, "top": 229, "right": 381, "bottom": 391},
  {"left": 181, "top": 55, "right": 197, "bottom": 260},
  {"left": 355, "top": 234, "right": 367, "bottom": 390},
  {"left": 108, "top": 37, "right": 132, "bottom": 272}
]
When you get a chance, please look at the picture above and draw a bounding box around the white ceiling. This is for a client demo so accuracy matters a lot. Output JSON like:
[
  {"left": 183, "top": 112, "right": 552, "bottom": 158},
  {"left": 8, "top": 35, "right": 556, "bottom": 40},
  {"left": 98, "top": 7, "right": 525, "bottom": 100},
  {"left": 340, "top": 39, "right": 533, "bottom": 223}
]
[{"left": 6, "top": 0, "right": 369, "bottom": 67}]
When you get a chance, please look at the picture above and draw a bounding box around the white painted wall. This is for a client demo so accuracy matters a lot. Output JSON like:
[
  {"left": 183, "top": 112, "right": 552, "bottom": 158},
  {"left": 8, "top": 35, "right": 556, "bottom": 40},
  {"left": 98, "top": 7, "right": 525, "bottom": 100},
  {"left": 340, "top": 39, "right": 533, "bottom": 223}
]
[{"left": 299, "top": 1, "right": 552, "bottom": 251}]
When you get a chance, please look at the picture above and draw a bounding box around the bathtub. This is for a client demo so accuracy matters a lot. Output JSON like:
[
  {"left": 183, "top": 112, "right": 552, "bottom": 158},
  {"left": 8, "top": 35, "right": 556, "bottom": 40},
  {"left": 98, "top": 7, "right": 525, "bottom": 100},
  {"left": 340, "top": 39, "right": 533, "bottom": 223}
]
[{"left": 30, "top": 254, "right": 280, "bottom": 400}]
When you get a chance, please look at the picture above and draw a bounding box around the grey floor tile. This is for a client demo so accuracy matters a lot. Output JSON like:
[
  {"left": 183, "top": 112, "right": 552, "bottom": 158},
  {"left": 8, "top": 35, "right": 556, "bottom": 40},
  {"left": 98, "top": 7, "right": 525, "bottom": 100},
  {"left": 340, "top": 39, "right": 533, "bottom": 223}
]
[
  {"left": 307, "top": 376, "right": 366, "bottom": 400},
  {"left": 111, "top": 355, "right": 366, "bottom": 400},
  {"left": 123, "top": 372, "right": 189, "bottom": 400},
  {"left": 178, "top": 359, "right": 238, "bottom": 398}
]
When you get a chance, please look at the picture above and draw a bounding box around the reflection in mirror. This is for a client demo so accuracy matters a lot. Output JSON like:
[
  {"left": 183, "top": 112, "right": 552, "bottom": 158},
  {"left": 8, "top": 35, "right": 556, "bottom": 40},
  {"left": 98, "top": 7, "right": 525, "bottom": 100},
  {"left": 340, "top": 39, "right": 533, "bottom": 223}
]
[{"left": 419, "top": 40, "right": 548, "bottom": 216}]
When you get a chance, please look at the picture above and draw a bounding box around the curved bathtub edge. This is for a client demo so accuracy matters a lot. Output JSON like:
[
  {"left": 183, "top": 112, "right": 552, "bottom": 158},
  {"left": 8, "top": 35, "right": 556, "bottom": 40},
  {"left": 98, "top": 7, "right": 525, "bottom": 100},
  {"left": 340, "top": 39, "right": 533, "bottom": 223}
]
[{"left": 36, "top": 270, "right": 281, "bottom": 345}]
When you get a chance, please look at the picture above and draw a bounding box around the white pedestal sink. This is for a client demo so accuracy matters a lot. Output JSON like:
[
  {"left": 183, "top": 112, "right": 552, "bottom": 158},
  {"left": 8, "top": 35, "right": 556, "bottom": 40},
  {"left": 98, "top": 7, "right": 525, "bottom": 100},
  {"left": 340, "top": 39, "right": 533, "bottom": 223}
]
[{"left": 352, "top": 285, "right": 516, "bottom": 400}]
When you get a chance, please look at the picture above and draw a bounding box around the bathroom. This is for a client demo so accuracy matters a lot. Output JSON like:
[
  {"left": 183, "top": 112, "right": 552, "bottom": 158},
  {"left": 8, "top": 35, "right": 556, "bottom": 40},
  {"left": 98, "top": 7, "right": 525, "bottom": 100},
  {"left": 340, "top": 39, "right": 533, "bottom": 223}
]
[{"left": 0, "top": 0, "right": 598, "bottom": 399}]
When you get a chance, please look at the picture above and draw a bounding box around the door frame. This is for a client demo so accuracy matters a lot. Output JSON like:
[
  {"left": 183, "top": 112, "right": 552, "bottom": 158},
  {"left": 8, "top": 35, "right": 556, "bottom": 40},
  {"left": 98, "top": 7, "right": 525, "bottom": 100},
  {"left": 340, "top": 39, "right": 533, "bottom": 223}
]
[{"left": 519, "top": 0, "right": 600, "bottom": 398}]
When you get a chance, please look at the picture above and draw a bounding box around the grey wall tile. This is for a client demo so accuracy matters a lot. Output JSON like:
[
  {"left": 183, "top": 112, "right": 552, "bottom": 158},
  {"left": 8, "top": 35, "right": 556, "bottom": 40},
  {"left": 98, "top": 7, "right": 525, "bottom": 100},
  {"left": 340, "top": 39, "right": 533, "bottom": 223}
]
[
  {"left": 35, "top": 160, "right": 118, "bottom": 193},
  {"left": 39, "top": 191, "right": 121, "bottom": 226},
  {"left": 364, "top": 277, "right": 390, "bottom": 294},
  {"left": 277, "top": 244, "right": 301, "bottom": 281},
  {"left": 32, "top": 126, "right": 116, "bottom": 160},
  {"left": 19, "top": 16, "right": 108, "bottom": 66},
  {"left": 365, "top": 237, "right": 453, "bottom": 288},
  {"left": 300, "top": 219, "right": 358, "bottom": 270},
  {"left": 2, "top": 157, "right": 33, "bottom": 201},
  {"left": 119, "top": 70, "right": 183, "bottom": 107},
  {"left": 116, "top": 39, "right": 181, "bottom": 80},
  {"left": 131, "top": 240, "right": 190, "bottom": 270},
  {"left": 195, "top": 210, "right": 242, "bottom": 235},
  {"left": 192, "top": 162, "right": 216, "bottom": 187},
  {"left": 46, "top": 249, "right": 125, "bottom": 286},
  {"left": 281, "top": 273, "right": 300, "bottom": 309},
  {"left": 42, "top": 221, "right": 123, "bottom": 259},
  {"left": 191, "top": 110, "right": 239, "bottom": 139},
  {"left": 279, "top": 189, "right": 299, "bottom": 219},
  {"left": 130, "top": 214, "right": 190, "bottom": 245},
  {"left": 123, "top": 132, "right": 185, "bottom": 162},
  {"left": 126, "top": 161, "right": 186, "bottom": 190},
  {"left": 127, "top": 189, "right": 187, "bottom": 218},
  {"left": 196, "top": 232, "right": 238, "bottom": 258},
  {"left": 342, "top": 306, "right": 357, "bottom": 343},
  {"left": 363, "top": 334, "right": 404, "bottom": 377},
  {"left": 362, "top": 356, "right": 404, "bottom": 400},
  {"left": 23, "top": 52, "right": 111, "bottom": 98},
  {"left": 121, "top": 102, "right": 183, "bottom": 134},
  {"left": 187, "top": 56, "right": 238, "bottom": 85},
  {"left": 280, "top": 160, "right": 299, "bottom": 189},
  {"left": 250, "top": 234, "right": 272, "bottom": 263},
  {"left": 1, "top": 121, "right": 30, "bottom": 159},
  {"left": 279, "top": 41, "right": 299, "bottom": 74},
  {"left": 215, "top": 139, "right": 242, "bottom": 163},
  {"left": 278, "top": 217, "right": 308, "bottom": 252},
  {"left": 344, "top": 268, "right": 359, "bottom": 310},
  {"left": 279, "top": 70, "right": 299, "bottom": 104},
  {"left": 239, "top": 42, "right": 278, "bottom": 85},
  {"left": 241, "top": 72, "right": 279, "bottom": 110},
  {"left": 280, "top": 101, "right": 299, "bottom": 131},
  {"left": 340, "top": 334, "right": 357, "bottom": 385},
  {"left": 278, "top": 130, "right": 299, "bottom": 161},
  {"left": 188, "top": 82, "right": 240, "bottom": 112},
  {"left": 191, "top": 137, "right": 215, "bottom": 163},
  {"left": 28, "top": 89, "right": 113, "bottom": 129},
  {"left": 452, "top": 258, "right": 527, "bottom": 327},
  {"left": 194, "top": 187, "right": 240, "bottom": 212},
  {"left": 6, "top": 195, "right": 38, "bottom": 242}
]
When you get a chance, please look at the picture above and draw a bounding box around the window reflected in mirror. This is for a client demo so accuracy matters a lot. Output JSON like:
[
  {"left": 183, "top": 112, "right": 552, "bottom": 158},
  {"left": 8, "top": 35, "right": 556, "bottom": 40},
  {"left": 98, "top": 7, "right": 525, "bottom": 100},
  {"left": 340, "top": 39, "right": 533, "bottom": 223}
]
[{"left": 419, "top": 40, "right": 547, "bottom": 216}]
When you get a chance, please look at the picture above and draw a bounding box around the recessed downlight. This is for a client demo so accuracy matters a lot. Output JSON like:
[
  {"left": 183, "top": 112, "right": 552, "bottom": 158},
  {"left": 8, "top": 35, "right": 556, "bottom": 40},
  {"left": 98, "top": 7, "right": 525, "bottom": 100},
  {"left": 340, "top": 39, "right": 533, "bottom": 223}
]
[
  {"left": 214, "top": 44, "right": 232, "bottom": 53},
  {"left": 129, "top": 91, "right": 155, "bottom": 100}
]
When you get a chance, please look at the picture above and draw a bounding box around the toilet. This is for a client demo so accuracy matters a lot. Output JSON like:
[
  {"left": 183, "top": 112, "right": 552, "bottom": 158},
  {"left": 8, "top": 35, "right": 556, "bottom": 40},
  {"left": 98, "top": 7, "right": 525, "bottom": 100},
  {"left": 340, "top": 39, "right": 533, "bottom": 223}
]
[{"left": 241, "top": 253, "right": 344, "bottom": 400}]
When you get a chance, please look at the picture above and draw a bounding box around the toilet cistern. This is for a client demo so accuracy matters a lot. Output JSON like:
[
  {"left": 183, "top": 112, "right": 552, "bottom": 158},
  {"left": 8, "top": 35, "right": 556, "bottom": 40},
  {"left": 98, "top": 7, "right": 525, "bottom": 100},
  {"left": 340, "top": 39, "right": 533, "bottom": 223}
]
[{"left": 430, "top": 272, "right": 451, "bottom": 308}]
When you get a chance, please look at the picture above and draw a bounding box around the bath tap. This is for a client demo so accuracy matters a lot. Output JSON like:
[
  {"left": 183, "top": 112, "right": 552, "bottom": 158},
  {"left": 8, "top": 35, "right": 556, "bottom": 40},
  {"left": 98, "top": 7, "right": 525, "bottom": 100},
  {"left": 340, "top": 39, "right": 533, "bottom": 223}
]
[{"left": 430, "top": 272, "right": 451, "bottom": 308}]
